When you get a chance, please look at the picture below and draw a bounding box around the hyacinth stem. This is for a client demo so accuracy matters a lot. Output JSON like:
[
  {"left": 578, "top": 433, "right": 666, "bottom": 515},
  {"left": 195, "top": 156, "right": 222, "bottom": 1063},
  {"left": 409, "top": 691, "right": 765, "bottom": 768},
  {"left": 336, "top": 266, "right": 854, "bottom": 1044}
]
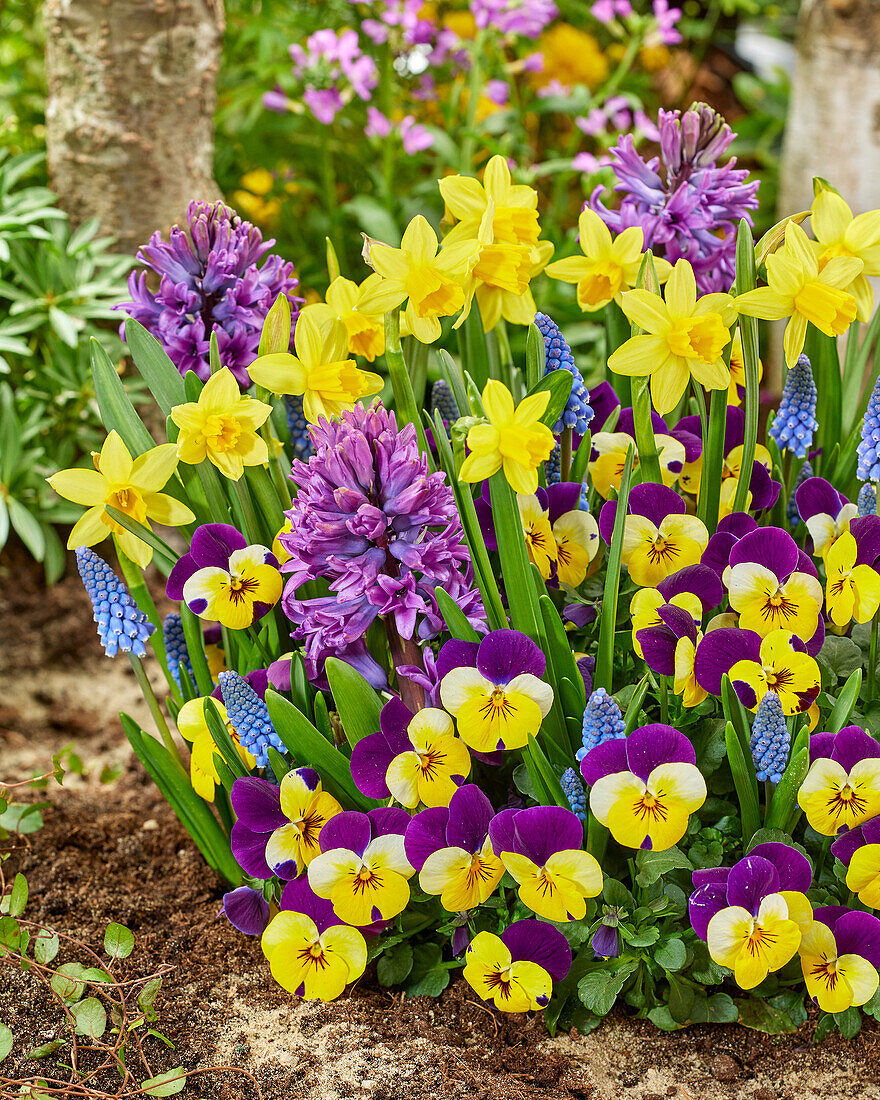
[
  {"left": 733, "top": 221, "right": 760, "bottom": 513},
  {"left": 629, "top": 375, "right": 662, "bottom": 484},
  {"left": 128, "top": 654, "right": 187, "bottom": 773},
  {"left": 560, "top": 428, "right": 573, "bottom": 482},
  {"left": 869, "top": 610, "right": 879, "bottom": 701},
  {"left": 698, "top": 386, "right": 727, "bottom": 530},
  {"left": 384, "top": 309, "right": 431, "bottom": 458},
  {"left": 385, "top": 618, "right": 427, "bottom": 713}
]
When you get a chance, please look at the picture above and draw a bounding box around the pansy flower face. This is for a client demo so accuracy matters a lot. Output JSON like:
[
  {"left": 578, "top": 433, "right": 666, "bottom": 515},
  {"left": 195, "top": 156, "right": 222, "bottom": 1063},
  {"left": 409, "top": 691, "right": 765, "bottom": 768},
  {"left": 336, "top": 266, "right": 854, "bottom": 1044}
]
[
  {"left": 545, "top": 483, "right": 600, "bottom": 588},
  {"left": 723, "top": 528, "right": 822, "bottom": 643},
  {"left": 629, "top": 564, "right": 723, "bottom": 660},
  {"left": 405, "top": 785, "right": 504, "bottom": 911},
  {"left": 167, "top": 524, "right": 282, "bottom": 631},
  {"left": 307, "top": 808, "right": 414, "bottom": 926},
  {"left": 230, "top": 770, "right": 343, "bottom": 881},
  {"left": 695, "top": 627, "right": 821, "bottom": 715},
  {"left": 581, "top": 724, "right": 706, "bottom": 851},
  {"left": 176, "top": 697, "right": 255, "bottom": 801},
  {"left": 599, "top": 484, "right": 709, "bottom": 589},
  {"left": 463, "top": 920, "right": 572, "bottom": 1013},
  {"left": 350, "top": 698, "right": 470, "bottom": 809},
  {"left": 832, "top": 817, "right": 880, "bottom": 908},
  {"left": 488, "top": 806, "right": 602, "bottom": 922},
  {"left": 798, "top": 726, "right": 880, "bottom": 835},
  {"left": 516, "top": 493, "right": 557, "bottom": 579},
  {"left": 795, "top": 477, "right": 858, "bottom": 560},
  {"left": 824, "top": 532, "right": 880, "bottom": 626},
  {"left": 262, "top": 877, "right": 368, "bottom": 1001},
  {"left": 798, "top": 906, "right": 880, "bottom": 1013},
  {"left": 689, "top": 846, "right": 813, "bottom": 991},
  {"left": 439, "top": 630, "right": 554, "bottom": 752},
  {"left": 636, "top": 604, "right": 707, "bottom": 708},
  {"left": 589, "top": 430, "right": 686, "bottom": 499}
]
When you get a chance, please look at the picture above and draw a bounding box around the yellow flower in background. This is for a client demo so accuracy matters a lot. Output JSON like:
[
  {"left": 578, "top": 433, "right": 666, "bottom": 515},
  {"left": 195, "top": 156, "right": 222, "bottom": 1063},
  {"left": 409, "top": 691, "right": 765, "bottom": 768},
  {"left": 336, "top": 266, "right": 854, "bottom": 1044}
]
[
  {"left": 48, "top": 431, "right": 194, "bottom": 568},
  {"left": 322, "top": 275, "right": 386, "bottom": 361},
  {"left": 735, "top": 221, "right": 862, "bottom": 368},
  {"left": 727, "top": 329, "right": 763, "bottom": 407},
  {"left": 459, "top": 380, "right": 555, "bottom": 494},
  {"left": 532, "top": 24, "right": 609, "bottom": 90},
  {"left": 439, "top": 155, "right": 553, "bottom": 330},
  {"left": 610, "top": 259, "right": 736, "bottom": 415},
  {"left": 811, "top": 187, "right": 880, "bottom": 321},
  {"left": 233, "top": 168, "right": 281, "bottom": 226},
  {"left": 359, "top": 214, "right": 479, "bottom": 343},
  {"left": 171, "top": 368, "right": 272, "bottom": 480},
  {"left": 546, "top": 209, "right": 671, "bottom": 312},
  {"left": 248, "top": 304, "right": 382, "bottom": 422},
  {"left": 177, "top": 697, "right": 255, "bottom": 801}
]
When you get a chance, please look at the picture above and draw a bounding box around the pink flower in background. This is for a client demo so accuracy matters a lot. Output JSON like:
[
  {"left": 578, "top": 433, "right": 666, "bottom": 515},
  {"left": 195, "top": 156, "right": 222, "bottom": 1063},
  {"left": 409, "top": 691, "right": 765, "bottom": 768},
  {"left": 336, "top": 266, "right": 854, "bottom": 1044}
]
[
  {"left": 591, "top": 0, "right": 632, "bottom": 23},
  {"left": 537, "top": 79, "right": 570, "bottom": 98},
  {"left": 263, "top": 87, "right": 290, "bottom": 113},
  {"left": 577, "top": 108, "right": 608, "bottom": 137},
  {"left": 365, "top": 106, "right": 393, "bottom": 138},
  {"left": 522, "top": 51, "right": 544, "bottom": 73},
  {"left": 400, "top": 116, "right": 434, "bottom": 154},
  {"left": 486, "top": 80, "right": 510, "bottom": 106},
  {"left": 649, "top": 0, "right": 682, "bottom": 45},
  {"left": 303, "top": 88, "right": 345, "bottom": 125},
  {"left": 572, "top": 152, "right": 600, "bottom": 173},
  {"left": 288, "top": 28, "right": 379, "bottom": 124},
  {"left": 634, "top": 109, "right": 661, "bottom": 140},
  {"left": 471, "top": 0, "right": 558, "bottom": 38}
]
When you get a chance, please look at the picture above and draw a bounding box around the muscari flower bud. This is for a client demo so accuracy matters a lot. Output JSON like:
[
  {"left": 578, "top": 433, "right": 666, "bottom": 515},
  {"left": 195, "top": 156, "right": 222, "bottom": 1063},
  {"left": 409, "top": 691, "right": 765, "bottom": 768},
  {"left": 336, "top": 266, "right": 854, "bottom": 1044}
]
[
  {"left": 749, "top": 690, "right": 789, "bottom": 784},
  {"left": 561, "top": 767, "right": 587, "bottom": 821},
  {"left": 218, "top": 670, "right": 284, "bottom": 769},
  {"left": 769, "top": 355, "right": 818, "bottom": 459},
  {"left": 534, "top": 312, "right": 594, "bottom": 435}
]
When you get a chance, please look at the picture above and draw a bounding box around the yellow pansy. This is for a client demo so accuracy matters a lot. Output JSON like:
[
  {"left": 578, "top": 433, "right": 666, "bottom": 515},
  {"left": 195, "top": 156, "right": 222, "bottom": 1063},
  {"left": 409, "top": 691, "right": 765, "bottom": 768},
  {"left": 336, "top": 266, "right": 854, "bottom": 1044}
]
[
  {"left": 48, "top": 431, "right": 194, "bottom": 569},
  {"left": 727, "top": 329, "right": 763, "bottom": 407},
  {"left": 707, "top": 893, "right": 801, "bottom": 990},
  {"left": 799, "top": 919, "right": 879, "bottom": 1013},
  {"left": 176, "top": 697, "right": 254, "bottom": 801},
  {"left": 459, "top": 379, "right": 555, "bottom": 495},
  {"left": 811, "top": 187, "right": 880, "bottom": 321},
  {"left": 824, "top": 531, "right": 880, "bottom": 627},
  {"left": 262, "top": 910, "right": 367, "bottom": 1001}
]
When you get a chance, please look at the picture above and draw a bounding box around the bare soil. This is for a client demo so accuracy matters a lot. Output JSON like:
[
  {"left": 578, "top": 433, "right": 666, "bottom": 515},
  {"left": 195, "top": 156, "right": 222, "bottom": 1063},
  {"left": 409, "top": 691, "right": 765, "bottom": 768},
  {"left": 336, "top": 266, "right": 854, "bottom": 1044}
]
[{"left": 1, "top": 542, "right": 879, "bottom": 1100}]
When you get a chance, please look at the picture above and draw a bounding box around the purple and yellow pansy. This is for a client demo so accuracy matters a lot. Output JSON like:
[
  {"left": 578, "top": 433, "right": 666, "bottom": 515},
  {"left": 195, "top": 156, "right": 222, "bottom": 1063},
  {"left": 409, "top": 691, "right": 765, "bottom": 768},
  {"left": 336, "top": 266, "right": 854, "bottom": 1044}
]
[
  {"left": 799, "top": 906, "right": 880, "bottom": 1013},
  {"left": 463, "top": 920, "right": 572, "bottom": 1012},
  {"left": 695, "top": 627, "right": 821, "bottom": 714},
  {"left": 176, "top": 696, "right": 255, "bottom": 801},
  {"left": 832, "top": 816, "right": 880, "bottom": 908},
  {"left": 798, "top": 726, "right": 880, "bottom": 835}
]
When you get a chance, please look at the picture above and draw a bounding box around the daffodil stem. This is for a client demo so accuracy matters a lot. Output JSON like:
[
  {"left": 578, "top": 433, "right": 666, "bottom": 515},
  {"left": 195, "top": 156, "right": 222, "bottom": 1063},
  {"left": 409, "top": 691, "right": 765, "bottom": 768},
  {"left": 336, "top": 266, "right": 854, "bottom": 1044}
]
[
  {"left": 128, "top": 654, "right": 187, "bottom": 773},
  {"left": 733, "top": 221, "right": 760, "bottom": 512},
  {"left": 561, "top": 428, "right": 573, "bottom": 482},
  {"left": 630, "top": 375, "right": 662, "bottom": 484},
  {"left": 869, "top": 610, "right": 879, "bottom": 701},
  {"left": 320, "top": 128, "right": 340, "bottom": 258},
  {"left": 384, "top": 309, "right": 431, "bottom": 458},
  {"left": 197, "top": 461, "right": 231, "bottom": 526},
  {"left": 232, "top": 476, "right": 263, "bottom": 546},
  {"left": 698, "top": 386, "right": 727, "bottom": 530}
]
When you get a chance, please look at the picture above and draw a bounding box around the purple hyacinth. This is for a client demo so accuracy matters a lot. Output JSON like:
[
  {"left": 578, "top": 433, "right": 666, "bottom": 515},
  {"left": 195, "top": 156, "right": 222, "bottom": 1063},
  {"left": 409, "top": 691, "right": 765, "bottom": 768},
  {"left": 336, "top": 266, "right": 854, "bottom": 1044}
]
[
  {"left": 119, "top": 201, "right": 302, "bottom": 386},
  {"left": 590, "top": 104, "right": 759, "bottom": 294},
  {"left": 280, "top": 402, "right": 486, "bottom": 684}
]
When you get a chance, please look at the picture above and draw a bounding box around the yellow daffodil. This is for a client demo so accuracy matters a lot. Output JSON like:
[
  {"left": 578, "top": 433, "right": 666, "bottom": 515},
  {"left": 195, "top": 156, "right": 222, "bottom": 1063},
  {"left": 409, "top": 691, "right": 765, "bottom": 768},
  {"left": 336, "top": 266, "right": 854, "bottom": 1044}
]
[
  {"left": 248, "top": 304, "right": 382, "bottom": 423},
  {"left": 321, "top": 275, "right": 386, "bottom": 361},
  {"left": 609, "top": 259, "right": 736, "bottom": 415},
  {"left": 735, "top": 221, "right": 863, "bottom": 367},
  {"left": 825, "top": 532, "right": 880, "bottom": 627},
  {"left": 47, "top": 431, "right": 194, "bottom": 568},
  {"left": 707, "top": 894, "right": 802, "bottom": 990},
  {"left": 546, "top": 209, "right": 671, "bottom": 312},
  {"left": 358, "top": 215, "right": 479, "bottom": 343},
  {"left": 727, "top": 329, "right": 763, "bottom": 407},
  {"left": 459, "top": 380, "right": 555, "bottom": 495},
  {"left": 439, "top": 156, "right": 554, "bottom": 330},
  {"left": 176, "top": 697, "right": 254, "bottom": 801},
  {"left": 171, "top": 368, "right": 272, "bottom": 480},
  {"left": 811, "top": 187, "right": 880, "bottom": 321}
]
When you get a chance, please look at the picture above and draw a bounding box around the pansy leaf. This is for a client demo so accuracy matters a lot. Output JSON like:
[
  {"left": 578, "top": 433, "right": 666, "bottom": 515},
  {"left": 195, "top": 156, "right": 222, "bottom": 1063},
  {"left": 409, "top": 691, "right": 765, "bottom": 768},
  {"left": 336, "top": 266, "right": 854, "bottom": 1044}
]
[
  {"left": 577, "top": 959, "right": 639, "bottom": 1017},
  {"left": 377, "top": 941, "right": 414, "bottom": 988},
  {"left": 817, "top": 636, "right": 862, "bottom": 681},
  {"left": 405, "top": 943, "right": 450, "bottom": 998},
  {"left": 634, "top": 847, "right": 692, "bottom": 887}
]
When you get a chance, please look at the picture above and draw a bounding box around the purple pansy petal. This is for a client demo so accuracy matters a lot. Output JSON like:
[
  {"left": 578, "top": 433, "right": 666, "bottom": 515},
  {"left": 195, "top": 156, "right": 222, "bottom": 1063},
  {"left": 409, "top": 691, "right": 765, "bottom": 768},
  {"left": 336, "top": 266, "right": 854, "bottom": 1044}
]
[
  {"left": 267, "top": 657, "right": 293, "bottom": 692},
  {"left": 723, "top": 405, "right": 745, "bottom": 452},
  {"left": 637, "top": 624, "right": 677, "bottom": 676},
  {"left": 851, "top": 516, "right": 880, "bottom": 567},
  {"left": 748, "top": 843, "right": 812, "bottom": 892},
  {"left": 726, "top": 854, "right": 780, "bottom": 915},
  {"left": 830, "top": 826, "right": 867, "bottom": 868},
  {"left": 591, "top": 923, "right": 621, "bottom": 959},
  {"left": 728, "top": 527, "right": 798, "bottom": 578},
  {"left": 829, "top": 725, "right": 880, "bottom": 771},
  {"left": 487, "top": 807, "right": 521, "bottom": 857},
  {"left": 675, "top": 413, "right": 701, "bottom": 438},
  {"left": 502, "top": 919, "right": 572, "bottom": 980},
  {"left": 319, "top": 810, "right": 373, "bottom": 856},
  {"left": 546, "top": 482, "right": 583, "bottom": 524},
  {"left": 230, "top": 821, "right": 273, "bottom": 879},
  {"left": 657, "top": 603, "right": 698, "bottom": 643},
  {"left": 809, "top": 731, "right": 837, "bottom": 761},
  {"left": 629, "top": 483, "right": 685, "bottom": 526},
  {"left": 350, "top": 726, "right": 409, "bottom": 799},
  {"left": 804, "top": 616, "right": 824, "bottom": 657},
  {"left": 474, "top": 496, "right": 498, "bottom": 552},
  {"left": 669, "top": 428, "right": 702, "bottom": 464},
  {"left": 166, "top": 552, "right": 197, "bottom": 601},
  {"left": 795, "top": 477, "right": 845, "bottom": 523},
  {"left": 477, "top": 629, "right": 545, "bottom": 682},
  {"left": 580, "top": 737, "right": 630, "bottom": 786},
  {"left": 510, "top": 806, "right": 584, "bottom": 866},
  {"left": 280, "top": 876, "right": 340, "bottom": 934},
  {"left": 368, "top": 806, "right": 412, "bottom": 837},
  {"left": 625, "top": 724, "right": 696, "bottom": 783},
  {"left": 380, "top": 696, "right": 415, "bottom": 740},
  {"left": 828, "top": 910, "right": 880, "bottom": 968},
  {"left": 565, "top": 604, "right": 597, "bottom": 629},
  {"left": 689, "top": 882, "right": 729, "bottom": 941},
  {"left": 795, "top": 549, "right": 819, "bottom": 580},
  {"left": 230, "top": 776, "right": 286, "bottom": 832},
  {"left": 192, "top": 523, "right": 247, "bottom": 568},
  {"left": 598, "top": 499, "right": 618, "bottom": 544},
  {"left": 589, "top": 380, "right": 620, "bottom": 431},
  {"left": 404, "top": 807, "right": 450, "bottom": 870},
  {"left": 748, "top": 462, "right": 780, "bottom": 513},
  {"left": 719, "top": 512, "right": 758, "bottom": 538},
  {"left": 657, "top": 564, "right": 723, "bottom": 611},
  {"left": 445, "top": 785, "right": 495, "bottom": 853},
  {"left": 452, "top": 925, "right": 472, "bottom": 956},
  {"left": 692, "top": 867, "right": 731, "bottom": 887},
  {"left": 701, "top": 531, "right": 738, "bottom": 576},
  {"left": 694, "top": 628, "right": 762, "bottom": 696},
  {"left": 618, "top": 408, "right": 668, "bottom": 436},
  {"left": 222, "top": 886, "right": 271, "bottom": 936},
  {"left": 435, "top": 638, "right": 481, "bottom": 681}
]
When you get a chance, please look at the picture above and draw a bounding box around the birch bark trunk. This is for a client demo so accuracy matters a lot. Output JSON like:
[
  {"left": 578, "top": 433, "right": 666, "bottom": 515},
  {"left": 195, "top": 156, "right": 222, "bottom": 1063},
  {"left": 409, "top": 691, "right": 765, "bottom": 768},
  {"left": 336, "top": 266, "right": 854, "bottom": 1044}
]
[{"left": 44, "top": 0, "right": 225, "bottom": 254}]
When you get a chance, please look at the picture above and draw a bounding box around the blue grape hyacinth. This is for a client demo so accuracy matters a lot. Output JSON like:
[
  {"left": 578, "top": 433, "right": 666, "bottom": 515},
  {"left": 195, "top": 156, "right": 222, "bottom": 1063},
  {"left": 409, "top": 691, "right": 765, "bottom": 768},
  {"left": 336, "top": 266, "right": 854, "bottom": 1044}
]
[
  {"left": 769, "top": 355, "right": 818, "bottom": 459},
  {"left": 218, "top": 671, "right": 284, "bottom": 768},
  {"left": 750, "top": 690, "right": 789, "bottom": 784},
  {"left": 284, "top": 395, "right": 314, "bottom": 462},
  {"left": 578, "top": 687, "right": 626, "bottom": 760},
  {"left": 163, "top": 613, "right": 193, "bottom": 690},
  {"left": 561, "top": 767, "right": 587, "bottom": 821},
  {"left": 534, "top": 312, "right": 594, "bottom": 434},
  {"left": 430, "top": 379, "right": 460, "bottom": 429},
  {"left": 76, "top": 547, "right": 155, "bottom": 659},
  {"left": 787, "top": 460, "right": 813, "bottom": 529},
  {"left": 858, "top": 374, "right": 880, "bottom": 482},
  {"left": 858, "top": 482, "right": 877, "bottom": 517}
]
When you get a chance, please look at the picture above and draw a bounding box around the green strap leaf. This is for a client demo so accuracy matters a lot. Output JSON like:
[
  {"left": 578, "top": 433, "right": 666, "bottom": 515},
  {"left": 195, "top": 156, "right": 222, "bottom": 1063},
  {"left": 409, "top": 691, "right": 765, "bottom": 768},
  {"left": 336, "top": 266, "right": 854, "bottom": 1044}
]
[
  {"left": 90, "top": 337, "right": 156, "bottom": 457},
  {"left": 325, "top": 657, "right": 384, "bottom": 748},
  {"left": 434, "top": 586, "right": 480, "bottom": 641},
  {"left": 724, "top": 719, "right": 760, "bottom": 847},
  {"left": 595, "top": 445, "right": 634, "bottom": 692},
  {"left": 826, "top": 668, "right": 862, "bottom": 734},
  {"left": 124, "top": 318, "right": 186, "bottom": 415}
]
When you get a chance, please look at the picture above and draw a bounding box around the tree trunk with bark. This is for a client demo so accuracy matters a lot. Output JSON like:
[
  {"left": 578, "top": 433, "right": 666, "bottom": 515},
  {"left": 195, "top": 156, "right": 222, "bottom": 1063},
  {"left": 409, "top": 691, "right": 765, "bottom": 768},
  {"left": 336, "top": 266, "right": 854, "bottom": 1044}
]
[{"left": 44, "top": 0, "right": 225, "bottom": 255}]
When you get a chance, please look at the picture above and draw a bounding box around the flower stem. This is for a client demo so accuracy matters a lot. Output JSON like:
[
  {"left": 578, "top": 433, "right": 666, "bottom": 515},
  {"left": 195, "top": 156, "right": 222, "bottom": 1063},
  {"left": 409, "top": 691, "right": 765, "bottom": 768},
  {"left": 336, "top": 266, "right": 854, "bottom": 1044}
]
[
  {"left": 733, "top": 221, "right": 760, "bottom": 513},
  {"left": 698, "top": 386, "right": 727, "bottom": 530},
  {"left": 232, "top": 476, "right": 264, "bottom": 546},
  {"left": 128, "top": 654, "right": 187, "bottom": 773},
  {"left": 560, "top": 428, "right": 573, "bottom": 482},
  {"left": 869, "top": 610, "right": 879, "bottom": 701},
  {"left": 385, "top": 309, "right": 431, "bottom": 458},
  {"left": 385, "top": 616, "right": 426, "bottom": 713},
  {"left": 460, "top": 32, "right": 485, "bottom": 173},
  {"left": 320, "top": 127, "right": 340, "bottom": 259},
  {"left": 630, "top": 375, "right": 662, "bottom": 484}
]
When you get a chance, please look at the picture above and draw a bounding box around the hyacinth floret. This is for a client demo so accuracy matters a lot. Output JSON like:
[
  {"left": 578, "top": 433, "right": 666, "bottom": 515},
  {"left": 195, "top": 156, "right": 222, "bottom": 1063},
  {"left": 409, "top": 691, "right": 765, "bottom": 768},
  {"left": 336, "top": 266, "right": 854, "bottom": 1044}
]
[
  {"left": 120, "top": 201, "right": 301, "bottom": 387},
  {"left": 787, "top": 460, "right": 813, "bottom": 529},
  {"left": 561, "top": 767, "right": 588, "bottom": 821},
  {"left": 545, "top": 442, "right": 561, "bottom": 485},
  {"left": 218, "top": 671, "right": 284, "bottom": 769},
  {"left": 858, "top": 482, "right": 877, "bottom": 517},
  {"left": 769, "top": 355, "right": 818, "bottom": 459},
  {"left": 75, "top": 547, "right": 155, "bottom": 659},
  {"left": 578, "top": 687, "right": 626, "bottom": 759},
  {"left": 284, "top": 395, "right": 315, "bottom": 462},
  {"left": 430, "top": 379, "right": 460, "bottom": 431},
  {"left": 749, "top": 690, "right": 789, "bottom": 784},
  {"left": 279, "top": 402, "right": 486, "bottom": 681},
  {"left": 534, "top": 313, "right": 594, "bottom": 434},
  {"left": 163, "top": 613, "right": 193, "bottom": 690},
  {"left": 591, "top": 104, "right": 759, "bottom": 294},
  {"left": 858, "top": 374, "right": 880, "bottom": 482}
]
